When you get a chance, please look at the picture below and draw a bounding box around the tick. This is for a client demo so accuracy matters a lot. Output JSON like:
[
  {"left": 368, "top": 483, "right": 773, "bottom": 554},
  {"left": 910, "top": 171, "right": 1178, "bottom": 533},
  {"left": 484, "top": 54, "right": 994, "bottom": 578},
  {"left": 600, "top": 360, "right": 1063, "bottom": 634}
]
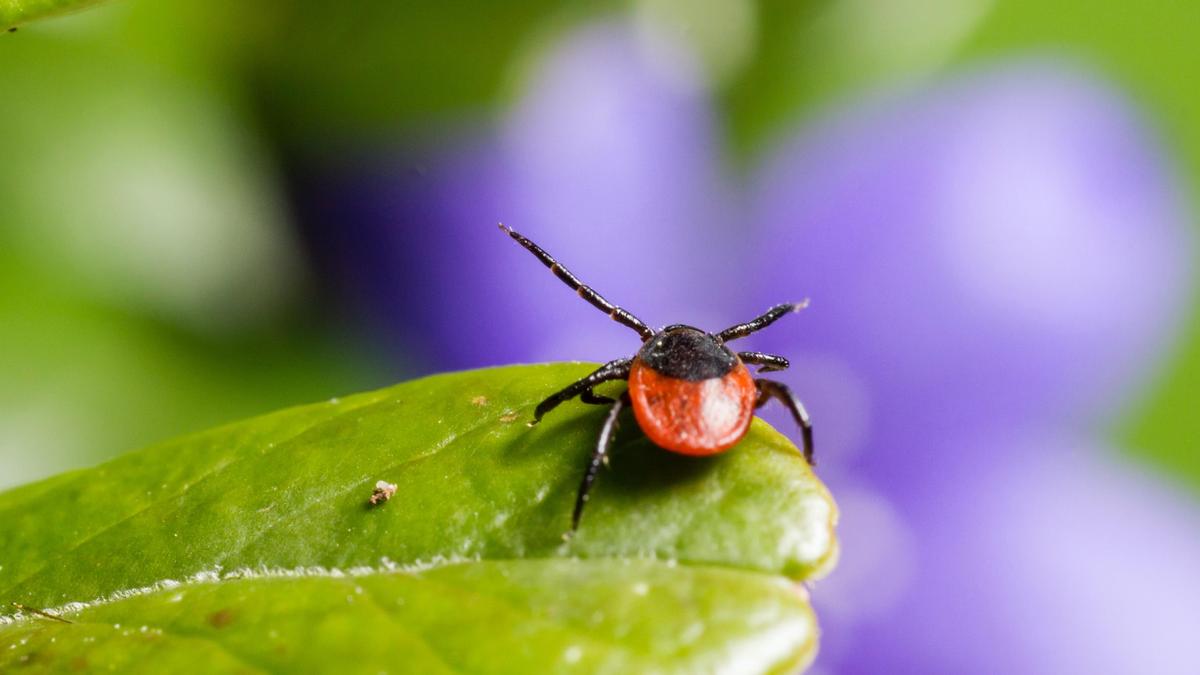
[{"left": 500, "top": 224, "right": 814, "bottom": 531}]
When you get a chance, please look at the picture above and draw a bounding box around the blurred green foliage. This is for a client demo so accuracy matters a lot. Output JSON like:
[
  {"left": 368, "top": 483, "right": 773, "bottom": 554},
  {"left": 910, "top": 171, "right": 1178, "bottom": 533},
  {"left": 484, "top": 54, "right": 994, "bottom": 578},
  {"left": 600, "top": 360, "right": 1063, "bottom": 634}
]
[
  {"left": 1, "top": 0, "right": 1196, "bottom": 490},
  {"left": 253, "top": 0, "right": 570, "bottom": 147},
  {"left": 0, "top": 2, "right": 375, "bottom": 488}
]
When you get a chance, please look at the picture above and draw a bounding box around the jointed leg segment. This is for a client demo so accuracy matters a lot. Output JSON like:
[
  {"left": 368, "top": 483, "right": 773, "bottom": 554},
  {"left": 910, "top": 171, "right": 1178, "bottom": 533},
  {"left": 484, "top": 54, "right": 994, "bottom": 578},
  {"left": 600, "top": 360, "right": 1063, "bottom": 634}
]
[
  {"left": 718, "top": 300, "right": 809, "bottom": 343},
  {"left": 754, "top": 378, "right": 814, "bottom": 465},
  {"left": 739, "top": 351, "right": 790, "bottom": 373},
  {"left": 532, "top": 358, "right": 631, "bottom": 424},
  {"left": 500, "top": 224, "right": 655, "bottom": 341},
  {"left": 572, "top": 392, "right": 628, "bottom": 531},
  {"left": 580, "top": 389, "right": 616, "bottom": 405}
]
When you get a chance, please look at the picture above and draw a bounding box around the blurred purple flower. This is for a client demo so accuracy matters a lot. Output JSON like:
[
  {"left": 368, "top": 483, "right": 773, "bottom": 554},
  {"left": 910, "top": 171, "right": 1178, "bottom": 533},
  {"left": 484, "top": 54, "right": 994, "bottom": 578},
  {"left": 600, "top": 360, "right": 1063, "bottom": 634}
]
[
  {"left": 300, "top": 21, "right": 1197, "bottom": 675},
  {"left": 746, "top": 61, "right": 1196, "bottom": 674},
  {"left": 304, "top": 24, "right": 737, "bottom": 372},
  {"left": 822, "top": 434, "right": 1200, "bottom": 675},
  {"left": 749, "top": 65, "right": 1191, "bottom": 483}
]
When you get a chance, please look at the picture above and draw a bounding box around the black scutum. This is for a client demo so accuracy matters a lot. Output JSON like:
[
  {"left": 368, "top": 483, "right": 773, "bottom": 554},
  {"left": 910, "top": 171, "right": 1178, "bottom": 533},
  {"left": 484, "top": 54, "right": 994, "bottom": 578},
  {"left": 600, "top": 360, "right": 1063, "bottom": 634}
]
[{"left": 637, "top": 326, "right": 737, "bottom": 381}]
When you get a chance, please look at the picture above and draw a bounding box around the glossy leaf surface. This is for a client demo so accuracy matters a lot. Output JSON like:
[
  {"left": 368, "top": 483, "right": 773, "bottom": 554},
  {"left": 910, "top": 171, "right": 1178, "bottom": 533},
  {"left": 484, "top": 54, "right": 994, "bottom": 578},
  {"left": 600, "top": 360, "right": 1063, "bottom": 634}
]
[
  {"left": 0, "top": 364, "right": 836, "bottom": 672},
  {"left": 0, "top": 0, "right": 107, "bottom": 29}
]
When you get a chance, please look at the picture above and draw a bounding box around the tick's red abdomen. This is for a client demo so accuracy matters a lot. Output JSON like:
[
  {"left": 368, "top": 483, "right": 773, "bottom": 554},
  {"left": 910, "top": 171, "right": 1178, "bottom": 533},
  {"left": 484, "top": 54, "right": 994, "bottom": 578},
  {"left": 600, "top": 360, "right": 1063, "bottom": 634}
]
[{"left": 628, "top": 357, "right": 757, "bottom": 456}]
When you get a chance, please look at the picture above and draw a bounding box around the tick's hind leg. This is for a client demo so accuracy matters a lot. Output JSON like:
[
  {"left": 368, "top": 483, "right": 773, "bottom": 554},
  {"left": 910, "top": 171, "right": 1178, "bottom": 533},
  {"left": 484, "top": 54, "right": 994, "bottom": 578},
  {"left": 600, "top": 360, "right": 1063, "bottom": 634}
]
[
  {"left": 571, "top": 392, "right": 629, "bottom": 533},
  {"left": 531, "top": 358, "right": 631, "bottom": 425},
  {"left": 754, "top": 378, "right": 814, "bottom": 465}
]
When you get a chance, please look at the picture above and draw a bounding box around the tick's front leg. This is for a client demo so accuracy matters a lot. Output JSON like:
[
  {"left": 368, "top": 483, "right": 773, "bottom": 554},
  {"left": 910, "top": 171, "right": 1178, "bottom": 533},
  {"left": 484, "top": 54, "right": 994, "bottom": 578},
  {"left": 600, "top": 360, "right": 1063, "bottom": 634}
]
[{"left": 530, "top": 358, "right": 631, "bottom": 425}]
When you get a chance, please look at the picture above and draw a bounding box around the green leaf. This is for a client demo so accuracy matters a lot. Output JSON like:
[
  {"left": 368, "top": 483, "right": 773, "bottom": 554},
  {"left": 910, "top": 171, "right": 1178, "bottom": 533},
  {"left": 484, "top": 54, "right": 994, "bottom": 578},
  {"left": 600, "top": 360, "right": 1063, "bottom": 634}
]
[
  {"left": 0, "top": 562, "right": 817, "bottom": 673},
  {"left": 251, "top": 0, "right": 571, "bottom": 145},
  {"left": 0, "top": 363, "right": 837, "bottom": 672},
  {"left": 0, "top": 0, "right": 108, "bottom": 30}
]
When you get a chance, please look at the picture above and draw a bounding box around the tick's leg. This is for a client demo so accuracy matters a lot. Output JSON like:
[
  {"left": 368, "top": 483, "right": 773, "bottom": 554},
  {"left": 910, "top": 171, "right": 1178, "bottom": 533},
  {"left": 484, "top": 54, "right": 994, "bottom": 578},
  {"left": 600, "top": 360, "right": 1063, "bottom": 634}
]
[
  {"left": 572, "top": 392, "right": 628, "bottom": 532},
  {"left": 532, "top": 358, "right": 631, "bottom": 424},
  {"left": 755, "top": 378, "right": 814, "bottom": 465},
  {"left": 500, "top": 224, "right": 655, "bottom": 341},
  {"left": 717, "top": 300, "right": 809, "bottom": 343},
  {"left": 738, "top": 351, "right": 790, "bottom": 373},
  {"left": 580, "top": 389, "right": 616, "bottom": 405}
]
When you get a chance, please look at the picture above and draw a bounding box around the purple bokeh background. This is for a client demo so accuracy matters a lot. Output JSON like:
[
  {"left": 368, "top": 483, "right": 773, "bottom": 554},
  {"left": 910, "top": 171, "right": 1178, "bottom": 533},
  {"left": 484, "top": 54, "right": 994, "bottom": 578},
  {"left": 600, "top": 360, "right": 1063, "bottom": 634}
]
[
  {"left": 747, "top": 63, "right": 1191, "bottom": 486},
  {"left": 301, "top": 22, "right": 1198, "bottom": 674},
  {"left": 305, "top": 25, "right": 739, "bottom": 371}
]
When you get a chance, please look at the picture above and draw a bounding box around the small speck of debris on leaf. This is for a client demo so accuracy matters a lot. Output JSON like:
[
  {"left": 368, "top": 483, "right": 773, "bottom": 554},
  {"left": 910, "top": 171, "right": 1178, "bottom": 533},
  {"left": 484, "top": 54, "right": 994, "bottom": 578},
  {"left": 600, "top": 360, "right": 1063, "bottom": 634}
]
[
  {"left": 471, "top": 395, "right": 488, "bottom": 406},
  {"left": 207, "top": 609, "right": 235, "bottom": 629},
  {"left": 499, "top": 411, "right": 520, "bottom": 423},
  {"left": 369, "top": 480, "right": 397, "bottom": 506}
]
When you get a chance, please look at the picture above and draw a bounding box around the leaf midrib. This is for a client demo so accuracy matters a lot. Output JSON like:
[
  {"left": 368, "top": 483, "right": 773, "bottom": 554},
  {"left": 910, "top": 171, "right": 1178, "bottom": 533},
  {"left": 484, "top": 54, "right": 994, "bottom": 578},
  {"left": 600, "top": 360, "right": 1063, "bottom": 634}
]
[{"left": 3, "top": 558, "right": 792, "bottom": 674}]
